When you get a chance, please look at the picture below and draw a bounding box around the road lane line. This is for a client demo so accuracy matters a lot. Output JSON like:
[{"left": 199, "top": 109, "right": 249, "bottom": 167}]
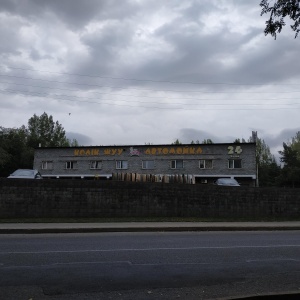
[{"left": 0, "top": 244, "right": 300, "bottom": 255}]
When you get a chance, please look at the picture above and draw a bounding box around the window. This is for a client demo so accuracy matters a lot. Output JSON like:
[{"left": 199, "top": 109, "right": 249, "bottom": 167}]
[
  {"left": 65, "top": 161, "right": 78, "bottom": 169},
  {"left": 42, "top": 161, "right": 53, "bottom": 170},
  {"left": 199, "top": 159, "right": 213, "bottom": 169},
  {"left": 171, "top": 160, "right": 183, "bottom": 169},
  {"left": 228, "top": 159, "right": 242, "bottom": 169},
  {"left": 142, "top": 160, "right": 155, "bottom": 169},
  {"left": 116, "top": 160, "right": 128, "bottom": 169},
  {"left": 90, "top": 160, "right": 102, "bottom": 169}
]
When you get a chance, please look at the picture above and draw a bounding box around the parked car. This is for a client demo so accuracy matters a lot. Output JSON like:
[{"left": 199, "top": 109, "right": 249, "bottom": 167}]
[
  {"left": 214, "top": 178, "right": 240, "bottom": 186},
  {"left": 7, "top": 169, "right": 43, "bottom": 179}
]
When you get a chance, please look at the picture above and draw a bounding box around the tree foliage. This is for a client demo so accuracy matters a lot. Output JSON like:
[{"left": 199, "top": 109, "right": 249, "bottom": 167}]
[
  {"left": 202, "top": 139, "right": 214, "bottom": 144},
  {"left": 260, "top": 0, "right": 300, "bottom": 39},
  {"left": 233, "top": 138, "right": 246, "bottom": 143},
  {"left": 251, "top": 136, "right": 281, "bottom": 187},
  {"left": 0, "top": 126, "right": 32, "bottom": 176},
  {"left": 0, "top": 113, "right": 77, "bottom": 177},
  {"left": 172, "top": 139, "right": 182, "bottom": 145},
  {"left": 27, "top": 112, "right": 69, "bottom": 148},
  {"left": 278, "top": 132, "right": 300, "bottom": 187}
]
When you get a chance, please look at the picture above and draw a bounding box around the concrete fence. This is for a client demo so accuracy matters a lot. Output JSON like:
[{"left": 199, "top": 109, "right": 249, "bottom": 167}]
[{"left": 0, "top": 179, "right": 299, "bottom": 219}]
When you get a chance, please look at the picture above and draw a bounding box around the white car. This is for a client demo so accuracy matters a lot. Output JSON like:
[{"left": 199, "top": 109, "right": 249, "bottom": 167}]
[
  {"left": 214, "top": 178, "right": 240, "bottom": 186},
  {"left": 7, "top": 169, "right": 43, "bottom": 179}
]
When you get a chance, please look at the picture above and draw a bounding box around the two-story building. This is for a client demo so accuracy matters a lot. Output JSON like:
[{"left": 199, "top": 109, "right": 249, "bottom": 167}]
[{"left": 33, "top": 142, "right": 257, "bottom": 186}]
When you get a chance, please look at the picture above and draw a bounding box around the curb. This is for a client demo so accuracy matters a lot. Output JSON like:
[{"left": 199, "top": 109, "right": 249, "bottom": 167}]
[{"left": 1, "top": 225, "right": 300, "bottom": 234}]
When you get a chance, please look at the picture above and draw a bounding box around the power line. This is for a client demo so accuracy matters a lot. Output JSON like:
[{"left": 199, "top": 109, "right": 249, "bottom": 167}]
[
  {"left": 1, "top": 80, "right": 300, "bottom": 102},
  {"left": 1, "top": 88, "right": 300, "bottom": 111},
  {"left": 1, "top": 74, "right": 300, "bottom": 99},
  {"left": 4, "top": 66, "right": 300, "bottom": 86},
  {"left": 3, "top": 88, "right": 300, "bottom": 106}
]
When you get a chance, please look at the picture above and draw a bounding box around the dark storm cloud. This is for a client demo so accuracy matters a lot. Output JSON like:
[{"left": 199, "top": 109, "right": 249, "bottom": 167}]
[
  {"left": 80, "top": 1, "right": 263, "bottom": 88},
  {"left": 227, "top": 38, "right": 300, "bottom": 85},
  {"left": 0, "top": 0, "right": 137, "bottom": 30},
  {"left": 76, "top": 20, "right": 135, "bottom": 76},
  {"left": 0, "top": 0, "right": 299, "bottom": 150}
]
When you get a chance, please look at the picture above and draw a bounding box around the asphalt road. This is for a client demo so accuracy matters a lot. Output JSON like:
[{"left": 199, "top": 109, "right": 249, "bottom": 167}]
[{"left": 0, "top": 231, "right": 300, "bottom": 299}]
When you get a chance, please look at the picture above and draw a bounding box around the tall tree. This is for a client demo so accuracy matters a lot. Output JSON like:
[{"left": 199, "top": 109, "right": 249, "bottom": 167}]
[
  {"left": 278, "top": 132, "right": 300, "bottom": 187},
  {"left": 260, "top": 0, "right": 300, "bottom": 39},
  {"left": 27, "top": 112, "right": 70, "bottom": 148},
  {"left": 0, "top": 128, "right": 11, "bottom": 170},
  {"left": 0, "top": 126, "right": 31, "bottom": 176},
  {"left": 0, "top": 113, "right": 78, "bottom": 176},
  {"left": 290, "top": 131, "right": 300, "bottom": 159},
  {"left": 247, "top": 135, "right": 280, "bottom": 186}
]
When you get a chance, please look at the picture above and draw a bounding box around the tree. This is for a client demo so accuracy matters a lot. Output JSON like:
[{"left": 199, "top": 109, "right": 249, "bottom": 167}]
[
  {"left": 0, "top": 113, "right": 78, "bottom": 176},
  {"left": 172, "top": 139, "right": 182, "bottom": 145},
  {"left": 202, "top": 139, "right": 214, "bottom": 144},
  {"left": 0, "top": 126, "right": 32, "bottom": 176},
  {"left": 0, "top": 128, "right": 9, "bottom": 168},
  {"left": 233, "top": 138, "right": 246, "bottom": 143},
  {"left": 290, "top": 131, "right": 300, "bottom": 160},
  {"left": 244, "top": 135, "right": 281, "bottom": 186},
  {"left": 260, "top": 0, "right": 300, "bottom": 39},
  {"left": 27, "top": 112, "right": 70, "bottom": 148},
  {"left": 278, "top": 134, "right": 300, "bottom": 187}
]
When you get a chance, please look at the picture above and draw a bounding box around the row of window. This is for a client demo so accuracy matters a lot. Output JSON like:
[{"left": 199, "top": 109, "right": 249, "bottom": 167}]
[{"left": 41, "top": 159, "right": 242, "bottom": 170}]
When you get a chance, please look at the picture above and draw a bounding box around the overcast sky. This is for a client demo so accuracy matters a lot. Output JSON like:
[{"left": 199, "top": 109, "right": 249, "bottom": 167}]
[{"left": 0, "top": 0, "right": 299, "bottom": 159}]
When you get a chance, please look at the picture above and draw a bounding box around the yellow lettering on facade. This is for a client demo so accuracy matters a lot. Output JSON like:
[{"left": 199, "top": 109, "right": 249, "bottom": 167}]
[
  {"left": 104, "top": 149, "right": 111, "bottom": 155},
  {"left": 183, "top": 147, "right": 189, "bottom": 154},
  {"left": 74, "top": 148, "right": 100, "bottom": 156},
  {"left": 118, "top": 149, "right": 123, "bottom": 155},
  {"left": 196, "top": 147, "right": 202, "bottom": 154},
  {"left": 169, "top": 148, "right": 175, "bottom": 154},
  {"left": 93, "top": 149, "right": 99, "bottom": 155},
  {"left": 163, "top": 148, "right": 169, "bottom": 154},
  {"left": 189, "top": 147, "right": 195, "bottom": 154},
  {"left": 176, "top": 147, "right": 183, "bottom": 154},
  {"left": 142, "top": 146, "right": 203, "bottom": 155},
  {"left": 111, "top": 149, "right": 117, "bottom": 155}
]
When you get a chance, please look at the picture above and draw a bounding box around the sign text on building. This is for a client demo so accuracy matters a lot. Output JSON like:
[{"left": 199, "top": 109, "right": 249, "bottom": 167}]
[{"left": 144, "top": 146, "right": 202, "bottom": 155}]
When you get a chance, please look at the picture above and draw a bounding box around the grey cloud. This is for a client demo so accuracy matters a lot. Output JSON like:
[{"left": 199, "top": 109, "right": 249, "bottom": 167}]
[
  {"left": 178, "top": 127, "right": 300, "bottom": 159},
  {"left": 262, "top": 128, "right": 300, "bottom": 149},
  {"left": 66, "top": 132, "right": 93, "bottom": 146},
  {"left": 228, "top": 38, "right": 300, "bottom": 85},
  {"left": 29, "top": 48, "right": 53, "bottom": 61},
  {"left": 0, "top": 16, "right": 25, "bottom": 55},
  {"left": 0, "top": 0, "right": 299, "bottom": 156},
  {"left": 0, "top": 0, "right": 138, "bottom": 30},
  {"left": 178, "top": 128, "right": 225, "bottom": 144}
]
